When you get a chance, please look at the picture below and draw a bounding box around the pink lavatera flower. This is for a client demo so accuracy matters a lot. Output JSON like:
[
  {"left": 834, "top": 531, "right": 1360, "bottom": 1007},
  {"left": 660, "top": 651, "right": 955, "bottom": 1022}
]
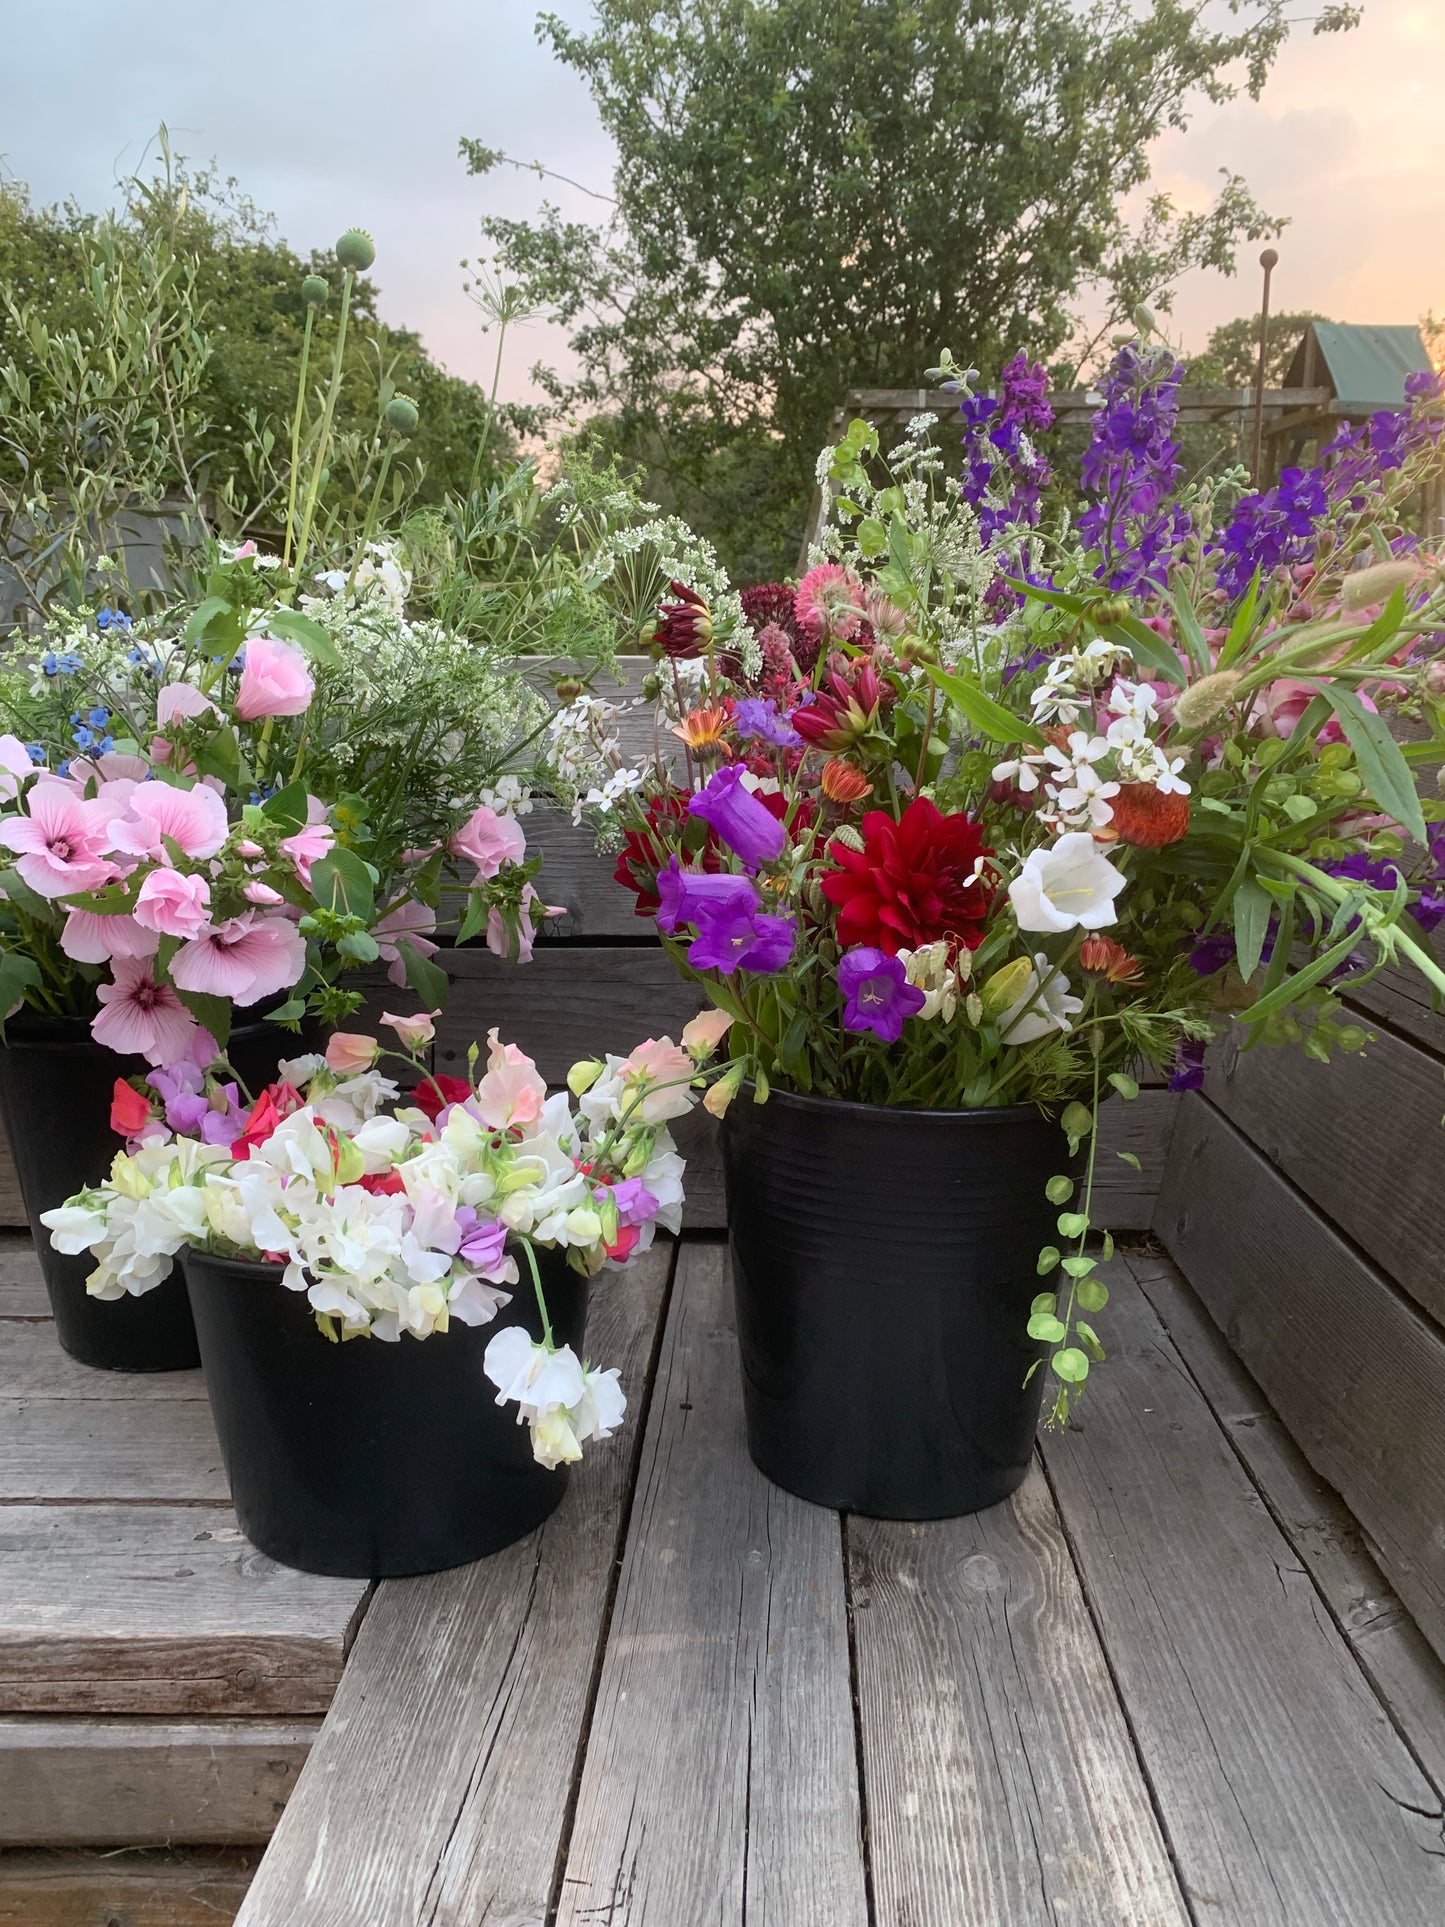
[
  {"left": 374, "top": 899, "right": 439, "bottom": 988},
  {"left": 0, "top": 781, "right": 115, "bottom": 898},
  {"left": 0, "top": 734, "right": 36, "bottom": 803},
  {"left": 486, "top": 883, "right": 564, "bottom": 963},
  {"left": 93, "top": 956, "right": 198, "bottom": 1066},
  {"left": 279, "top": 816, "right": 335, "bottom": 888},
  {"left": 473, "top": 1028, "right": 547, "bottom": 1130},
  {"left": 450, "top": 805, "right": 526, "bottom": 880},
  {"left": 243, "top": 880, "right": 285, "bottom": 906},
  {"left": 111, "top": 781, "right": 229, "bottom": 862},
  {"left": 134, "top": 868, "right": 213, "bottom": 941},
  {"left": 170, "top": 912, "right": 307, "bottom": 1006},
  {"left": 234, "top": 637, "right": 314, "bottom": 721},
  {"left": 60, "top": 910, "right": 160, "bottom": 965}
]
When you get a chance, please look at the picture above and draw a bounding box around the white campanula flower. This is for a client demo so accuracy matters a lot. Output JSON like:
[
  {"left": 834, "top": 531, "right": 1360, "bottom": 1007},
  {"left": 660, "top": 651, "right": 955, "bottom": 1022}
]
[
  {"left": 1009, "top": 832, "right": 1128, "bottom": 933},
  {"left": 999, "top": 954, "right": 1085, "bottom": 1045}
]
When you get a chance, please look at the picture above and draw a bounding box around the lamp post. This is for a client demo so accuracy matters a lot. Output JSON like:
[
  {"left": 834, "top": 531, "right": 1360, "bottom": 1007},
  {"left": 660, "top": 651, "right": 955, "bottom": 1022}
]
[{"left": 1251, "top": 248, "right": 1279, "bottom": 485}]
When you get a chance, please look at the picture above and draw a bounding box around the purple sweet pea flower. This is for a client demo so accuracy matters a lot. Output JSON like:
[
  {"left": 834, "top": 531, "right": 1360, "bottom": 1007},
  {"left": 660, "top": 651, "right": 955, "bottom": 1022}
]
[
  {"left": 735, "top": 697, "right": 803, "bottom": 749},
  {"left": 454, "top": 1207, "right": 509, "bottom": 1272},
  {"left": 687, "top": 765, "right": 786, "bottom": 867},
  {"left": 146, "top": 1063, "right": 245, "bottom": 1144},
  {"left": 601, "top": 1177, "right": 660, "bottom": 1227},
  {"left": 655, "top": 856, "right": 760, "bottom": 934},
  {"left": 1168, "top": 1037, "right": 1208, "bottom": 1093},
  {"left": 837, "top": 947, "right": 927, "bottom": 1043},
  {"left": 688, "top": 906, "right": 796, "bottom": 975}
]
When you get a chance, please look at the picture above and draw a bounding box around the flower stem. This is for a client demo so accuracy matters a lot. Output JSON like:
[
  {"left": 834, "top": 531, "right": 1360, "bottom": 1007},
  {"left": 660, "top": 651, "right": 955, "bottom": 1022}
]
[
  {"left": 282, "top": 305, "right": 316, "bottom": 570},
  {"left": 292, "top": 268, "right": 356, "bottom": 582},
  {"left": 521, "top": 1235, "right": 553, "bottom": 1349}
]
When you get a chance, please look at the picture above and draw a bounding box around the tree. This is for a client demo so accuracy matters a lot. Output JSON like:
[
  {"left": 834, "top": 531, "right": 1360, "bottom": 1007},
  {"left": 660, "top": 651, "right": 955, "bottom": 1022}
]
[
  {"left": 468, "top": 0, "right": 1360, "bottom": 576},
  {"left": 1184, "top": 310, "right": 1332, "bottom": 390}
]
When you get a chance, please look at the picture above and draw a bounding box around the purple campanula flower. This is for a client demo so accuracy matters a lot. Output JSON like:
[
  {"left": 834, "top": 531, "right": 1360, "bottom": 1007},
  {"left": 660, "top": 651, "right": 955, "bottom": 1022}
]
[
  {"left": 734, "top": 697, "right": 803, "bottom": 749},
  {"left": 688, "top": 906, "right": 795, "bottom": 976},
  {"left": 1411, "top": 887, "right": 1445, "bottom": 936},
  {"left": 836, "top": 946, "right": 927, "bottom": 1043},
  {"left": 687, "top": 765, "right": 786, "bottom": 867},
  {"left": 655, "top": 856, "right": 759, "bottom": 934},
  {"left": 1168, "top": 1037, "right": 1208, "bottom": 1093}
]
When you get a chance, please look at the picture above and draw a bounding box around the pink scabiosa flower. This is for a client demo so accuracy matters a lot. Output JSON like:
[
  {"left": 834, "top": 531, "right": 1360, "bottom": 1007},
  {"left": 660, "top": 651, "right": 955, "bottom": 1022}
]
[
  {"left": 60, "top": 910, "right": 159, "bottom": 965},
  {"left": 0, "top": 781, "right": 114, "bottom": 898},
  {"left": 111, "top": 782, "right": 229, "bottom": 862},
  {"left": 234, "top": 637, "right": 315, "bottom": 722},
  {"left": 93, "top": 956, "right": 198, "bottom": 1066},
  {"left": 134, "top": 868, "right": 212, "bottom": 941},
  {"left": 794, "top": 564, "right": 864, "bottom": 644},
  {"left": 170, "top": 912, "right": 307, "bottom": 1006},
  {"left": 450, "top": 805, "right": 526, "bottom": 880}
]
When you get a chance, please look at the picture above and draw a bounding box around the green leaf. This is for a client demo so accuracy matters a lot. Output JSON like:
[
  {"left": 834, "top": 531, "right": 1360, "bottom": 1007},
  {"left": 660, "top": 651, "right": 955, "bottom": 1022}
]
[
  {"left": 1169, "top": 590, "right": 1212, "bottom": 676},
  {"left": 1027, "top": 1312, "right": 1068, "bottom": 1343},
  {"left": 266, "top": 996, "right": 308, "bottom": 1025},
  {"left": 1218, "top": 570, "right": 1262, "bottom": 668},
  {"left": 1076, "top": 1274, "right": 1110, "bottom": 1312},
  {"left": 175, "top": 987, "right": 232, "bottom": 1049},
  {"left": 923, "top": 662, "right": 1046, "bottom": 749},
  {"left": 0, "top": 950, "right": 42, "bottom": 1032},
  {"left": 261, "top": 781, "right": 311, "bottom": 834},
  {"left": 1061, "top": 1100, "right": 1093, "bottom": 1138},
  {"left": 1115, "top": 1150, "right": 1141, "bottom": 1169},
  {"left": 1036, "top": 1245, "right": 1061, "bottom": 1275},
  {"left": 1051, "top": 1347, "right": 1090, "bottom": 1384},
  {"left": 1107, "top": 1071, "right": 1139, "bottom": 1100},
  {"left": 309, "top": 846, "right": 375, "bottom": 922},
  {"left": 856, "top": 517, "right": 887, "bottom": 558},
  {"left": 1045, "top": 1174, "right": 1074, "bottom": 1204},
  {"left": 1060, "top": 1253, "right": 1096, "bottom": 1278},
  {"left": 183, "top": 595, "right": 232, "bottom": 646},
  {"left": 192, "top": 726, "right": 243, "bottom": 789},
  {"left": 0, "top": 866, "right": 51, "bottom": 920},
  {"left": 454, "top": 888, "right": 490, "bottom": 948},
  {"left": 1076, "top": 1321, "right": 1106, "bottom": 1362},
  {"left": 396, "top": 938, "right": 449, "bottom": 1012},
  {"left": 1305, "top": 679, "right": 1427, "bottom": 844},
  {"left": 1057, "top": 1210, "right": 1088, "bottom": 1239},
  {"left": 267, "top": 607, "right": 342, "bottom": 669},
  {"left": 1234, "top": 875, "right": 1272, "bottom": 983},
  {"left": 1239, "top": 927, "right": 1360, "bottom": 1025},
  {"left": 337, "top": 930, "right": 380, "bottom": 964},
  {"left": 1109, "top": 610, "right": 1187, "bottom": 688},
  {"left": 1031, "top": 1291, "right": 1058, "bottom": 1315}
]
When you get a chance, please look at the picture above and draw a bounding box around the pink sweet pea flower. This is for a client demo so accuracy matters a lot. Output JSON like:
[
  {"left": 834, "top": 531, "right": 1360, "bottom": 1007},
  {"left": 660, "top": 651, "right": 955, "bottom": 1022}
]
[
  {"left": 621, "top": 1037, "right": 696, "bottom": 1124},
  {"left": 60, "top": 910, "right": 159, "bottom": 965},
  {"left": 134, "top": 868, "right": 212, "bottom": 941},
  {"left": 473, "top": 1028, "right": 547, "bottom": 1130},
  {"left": 374, "top": 899, "right": 439, "bottom": 988},
  {"left": 111, "top": 782, "right": 229, "bottom": 862},
  {"left": 235, "top": 637, "right": 314, "bottom": 721},
  {"left": 170, "top": 912, "right": 307, "bottom": 1006},
  {"left": 93, "top": 956, "right": 198, "bottom": 1066},
  {"left": 381, "top": 1009, "right": 439, "bottom": 1050},
  {"left": 682, "top": 1008, "right": 733, "bottom": 1058},
  {"left": 0, "top": 781, "right": 115, "bottom": 898},
  {"left": 0, "top": 734, "right": 36, "bottom": 803},
  {"left": 450, "top": 806, "right": 526, "bottom": 880},
  {"left": 486, "top": 883, "right": 563, "bottom": 964},
  {"left": 325, "top": 1032, "right": 379, "bottom": 1075}
]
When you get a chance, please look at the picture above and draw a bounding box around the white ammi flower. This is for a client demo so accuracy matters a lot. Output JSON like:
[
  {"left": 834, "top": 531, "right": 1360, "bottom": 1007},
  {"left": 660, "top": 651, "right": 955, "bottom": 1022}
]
[{"left": 1009, "top": 832, "right": 1127, "bottom": 933}]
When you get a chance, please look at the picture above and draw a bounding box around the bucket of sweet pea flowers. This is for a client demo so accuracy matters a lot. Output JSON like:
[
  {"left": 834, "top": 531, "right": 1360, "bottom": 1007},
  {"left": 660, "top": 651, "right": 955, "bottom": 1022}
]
[{"left": 41, "top": 1014, "right": 721, "bottom": 1576}]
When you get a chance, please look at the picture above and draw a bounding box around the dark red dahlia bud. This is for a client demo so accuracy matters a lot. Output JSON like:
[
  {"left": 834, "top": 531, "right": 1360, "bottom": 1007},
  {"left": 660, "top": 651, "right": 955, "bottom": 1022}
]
[{"left": 655, "top": 581, "right": 713, "bottom": 660}]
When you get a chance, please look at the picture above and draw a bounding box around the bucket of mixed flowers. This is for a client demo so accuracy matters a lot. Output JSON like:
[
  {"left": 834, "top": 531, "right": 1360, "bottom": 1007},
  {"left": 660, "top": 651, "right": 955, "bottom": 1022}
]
[
  {"left": 590, "top": 341, "right": 1445, "bottom": 1519},
  {"left": 40, "top": 1011, "right": 722, "bottom": 1575}
]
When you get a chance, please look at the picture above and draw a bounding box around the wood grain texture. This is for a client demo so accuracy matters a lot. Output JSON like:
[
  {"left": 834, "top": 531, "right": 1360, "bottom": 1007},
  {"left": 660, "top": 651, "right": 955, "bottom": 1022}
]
[
  {"left": 0, "top": 1847, "right": 260, "bottom": 1925},
  {"left": 0, "top": 1323, "right": 208, "bottom": 1399},
  {"left": 234, "top": 1242, "right": 673, "bottom": 1927},
  {"left": 1039, "top": 1256, "right": 1445, "bottom": 1926},
  {"left": 1205, "top": 1022, "right": 1445, "bottom": 1327},
  {"left": 1343, "top": 950, "right": 1445, "bottom": 1058},
  {"left": 0, "top": 1115, "right": 25, "bottom": 1231},
  {"left": 1128, "top": 1252, "right": 1445, "bottom": 1795},
  {"left": 0, "top": 1401, "right": 229, "bottom": 1503},
  {"left": 1155, "top": 1093, "right": 1445, "bottom": 1660},
  {"left": 0, "top": 1506, "right": 366, "bottom": 1716},
  {"left": 0, "top": 1235, "right": 48, "bottom": 1316},
  {"left": 849, "top": 1467, "right": 1186, "bottom": 1927},
  {"left": 0, "top": 1718, "right": 317, "bottom": 1846},
  {"left": 555, "top": 1242, "right": 868, "bottom": 1927}
]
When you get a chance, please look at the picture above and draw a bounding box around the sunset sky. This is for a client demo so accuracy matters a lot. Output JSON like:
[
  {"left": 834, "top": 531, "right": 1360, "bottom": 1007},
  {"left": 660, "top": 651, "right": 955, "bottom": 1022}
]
[{"left": 3, "top": 1, "right": 1441, "bottom": 395}]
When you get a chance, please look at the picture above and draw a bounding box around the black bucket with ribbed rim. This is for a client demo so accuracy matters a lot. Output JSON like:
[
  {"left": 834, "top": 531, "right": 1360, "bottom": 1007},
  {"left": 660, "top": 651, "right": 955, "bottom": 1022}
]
[
  {"left": 721, "top": 1087, "right": 1074, "bottom": 1519},
  {"left": 0, "top": 1012, "right": 319, "bottom": 1371},
  {"left": 181, "top": 1243, "right": 588, "bottom": 1577}
]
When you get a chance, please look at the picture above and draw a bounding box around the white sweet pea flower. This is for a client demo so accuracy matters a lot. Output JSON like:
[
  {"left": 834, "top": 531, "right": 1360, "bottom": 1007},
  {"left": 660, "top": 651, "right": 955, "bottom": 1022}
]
[
  {"left": 574, "top": 1364, "right": 627, "bottom": 1441},
  {"left": 1009, "top": 832, "right": 1127, "bottom": 933},
  {"left": 40, "top": 1202, "right": 108, "bottom": 1254},
  {"left": 484, "top": 1327, "right": 587, "bottom": 1418},
  {"left": 999, "top": 954, "right": 1085, "bottom": 1045}
]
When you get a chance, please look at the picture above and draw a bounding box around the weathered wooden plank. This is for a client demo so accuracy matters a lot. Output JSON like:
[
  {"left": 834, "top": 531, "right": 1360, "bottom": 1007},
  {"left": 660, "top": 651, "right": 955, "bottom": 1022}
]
[
  {"left": 0, "top": 1847, "right": 260, "bottom": 1925},
  {"left": 1156, "top": 1093, "right": 1445, "bottom": 1660},
  {"left": 1128, "top": 1251, "right": 1445, "bottom": 1794},
  {"left": 0, "top": 1718, "right": 317, "bottom": 1847},
  {"left": 0, "top": 1506, "right": 366, "bottom": 1716},
  {"left": 1205, "top": 1023, "right": 1445, "bottom": 1328},
  {"left": 1343, "top": 948, "right": 1445, "bottom": 1059},
  {"left": 850, "top": 1467, "right": 1186, "bottom": 1926},
  {"left": 0, "top": 1402, "right": 229, "bottom": 1504},
  {"left": 0, "top": 1235, "right": 48, "bottom": 1316},
  {"left": 0, "top": 1323, "right": 207, "bottom": 1399},
  {"left": 234, "top": 1242, "right": 673, "bottom": 1927},
  {"left": 0, "top": 1118, "right": 25, "bottom": 1232},
  {"left": 555, "top": 1242, "right": 868, "bottom": 1927},
  {"left": 1039, "top": 1256, "right": 1445, "bottom": 1925}
]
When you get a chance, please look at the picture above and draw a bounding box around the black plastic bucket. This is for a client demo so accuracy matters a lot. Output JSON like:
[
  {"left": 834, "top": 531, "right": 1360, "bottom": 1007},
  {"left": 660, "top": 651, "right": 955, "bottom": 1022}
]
[
  {"left": 181, "top": 1243, "right": 588, "bottom": 1577},
  {"left": 721, "top": 1087, "right": 1073, "bottom": 1519},
  {"left": 0, "top": 1012, "right": 318, "bottom": 1371}
]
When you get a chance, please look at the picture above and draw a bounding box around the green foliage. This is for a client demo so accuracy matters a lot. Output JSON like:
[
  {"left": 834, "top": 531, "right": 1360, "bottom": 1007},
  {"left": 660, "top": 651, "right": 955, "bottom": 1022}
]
[
  {"left": 470, "top": 0, "right": 1351, "bottom": 572},
  {"left": 1184, "top": 310, "right": 1332, "bottom": 390}
]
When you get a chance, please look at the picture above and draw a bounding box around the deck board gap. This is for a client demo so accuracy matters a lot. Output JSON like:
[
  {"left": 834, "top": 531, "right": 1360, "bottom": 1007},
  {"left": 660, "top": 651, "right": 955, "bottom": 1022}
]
[{"left": 839, "top": 1512, "right": 879, "bottom": 1927}]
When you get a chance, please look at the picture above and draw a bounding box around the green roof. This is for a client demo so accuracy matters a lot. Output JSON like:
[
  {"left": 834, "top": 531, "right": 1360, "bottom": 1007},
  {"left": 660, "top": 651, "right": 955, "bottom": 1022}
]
[{"left": 1287, "top": 322, "right": 1434, "bottom": 410}]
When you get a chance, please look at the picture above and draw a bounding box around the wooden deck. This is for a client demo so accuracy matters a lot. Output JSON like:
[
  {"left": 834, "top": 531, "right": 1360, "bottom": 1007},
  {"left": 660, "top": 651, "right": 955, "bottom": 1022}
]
[{"left": 3, "top": 1232, "right": 1445, "bottom": 1925}]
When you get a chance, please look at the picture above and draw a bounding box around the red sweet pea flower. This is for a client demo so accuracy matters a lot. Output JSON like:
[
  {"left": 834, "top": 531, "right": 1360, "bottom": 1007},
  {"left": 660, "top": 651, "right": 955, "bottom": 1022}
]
[
  {"left": 357, "top": 1169, "right": 406, "bottom": 1196},
  {"left": 110, "top": 1078, "right": 154, "bottom": 1139},
  {"left": 230, "top": 1080, "right": 305, "bottom": 1160},
  {"left": 820, "top": 797, "right": 995, "bottom": 954},
  {"left": 413, "top": 1074, "right": 473, "bottom": 1124}
]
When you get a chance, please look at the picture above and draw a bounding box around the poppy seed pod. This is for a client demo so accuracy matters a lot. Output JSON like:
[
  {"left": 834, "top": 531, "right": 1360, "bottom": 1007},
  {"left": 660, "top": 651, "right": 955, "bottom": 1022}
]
[
  {"left": 302, "top": 274, "right": 330, "bottom": 307},
  {"left": 1089, "top": 595, "right": 1132, "bottom": 630},
  {"left": 335, "top": 227, "right": 376, "bottom": 272},
  {"left": 384, "top": 392, "right": 420, "bottom": 436}
]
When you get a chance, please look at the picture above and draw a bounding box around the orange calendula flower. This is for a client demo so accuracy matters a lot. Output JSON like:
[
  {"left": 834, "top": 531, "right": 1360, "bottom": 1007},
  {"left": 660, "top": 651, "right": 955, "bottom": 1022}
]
[
  {"left": 820, "top": 756, "right": 873, "bottom": 804},
  {"left": 1079, "top": 935, "right": 1144, "bottom": 984},
  {"left": 1102, "top": 782, "right": 1190, "bottom": 848},
  {"left": 671, "top": 704, "right": 733, "bottom": 754}
]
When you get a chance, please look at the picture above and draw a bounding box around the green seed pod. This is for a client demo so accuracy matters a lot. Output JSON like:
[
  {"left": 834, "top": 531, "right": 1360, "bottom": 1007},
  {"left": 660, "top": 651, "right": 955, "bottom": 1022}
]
[
  {"left": 383, "top": 392, "right": 420, "bottom": 436},
  {"left": 1090, "top": 595, "right": 1131, "bottom": 630},
  {"left": 554, "top": 676, "right": 585, "bottom": 702},
  {"left": 335, "top": 227, "right": 376, "bottom": 272},
  {"left": 302, "top": 274, "right": 330, "bottom": 307}
]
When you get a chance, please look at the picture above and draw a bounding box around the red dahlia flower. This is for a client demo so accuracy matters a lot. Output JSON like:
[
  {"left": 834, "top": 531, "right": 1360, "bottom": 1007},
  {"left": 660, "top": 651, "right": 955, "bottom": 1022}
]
[{"left": 820, "top": 797, "right": 995, "bottom": 954}]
